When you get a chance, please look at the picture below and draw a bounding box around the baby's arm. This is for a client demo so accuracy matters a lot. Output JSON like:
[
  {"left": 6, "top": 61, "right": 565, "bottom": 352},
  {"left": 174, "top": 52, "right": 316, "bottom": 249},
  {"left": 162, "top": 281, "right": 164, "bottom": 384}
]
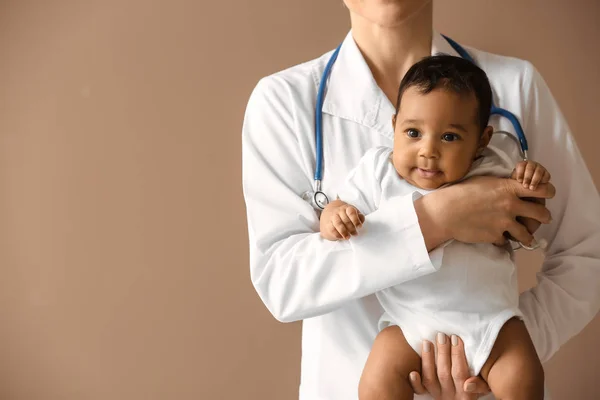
[
  {"left": 320, "top": 147, "right": 389, "bottom": 241},
  {"left": 320, "top": 200, "right": 365, "bottom": 241},
  {"left": 511, "top": 160, "right": 551, "bottom": 190}
]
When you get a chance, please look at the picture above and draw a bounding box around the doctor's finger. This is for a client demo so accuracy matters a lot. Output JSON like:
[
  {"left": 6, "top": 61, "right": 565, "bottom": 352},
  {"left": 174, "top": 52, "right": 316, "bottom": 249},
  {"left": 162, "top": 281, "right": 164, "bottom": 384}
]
[
  {"left": 513, "top": 198, "right": 552, "bottom": 224},
  {"left": 420, "top": 340, "right": 441, "bottom": 397},
  {"left": 436, "top": 333, "right": 456, "bottom": 396},
  {"left": 450, "top": 335, "right": 475, "bottom": 399},
  {"left": 463, "top": 376, "right": 491, "bottom": 397},
  {"left": 345, "top": 207, "right": 362, "bottom": 229},
  {"left": 493, "top": 236, "right": 508, "bottom": 247},
  {"left": 505, "top": 220, "right": 534, "bottom": 247},
  {"left": 408, "top": 372, "right": 428, "bottom": 396}
]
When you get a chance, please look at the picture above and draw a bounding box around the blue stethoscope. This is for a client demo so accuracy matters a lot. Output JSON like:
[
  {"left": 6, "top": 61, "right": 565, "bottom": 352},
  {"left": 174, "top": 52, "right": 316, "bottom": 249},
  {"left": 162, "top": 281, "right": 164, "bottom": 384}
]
[{"left": 309, "top": 36, "right": 545, "bottom": 250}]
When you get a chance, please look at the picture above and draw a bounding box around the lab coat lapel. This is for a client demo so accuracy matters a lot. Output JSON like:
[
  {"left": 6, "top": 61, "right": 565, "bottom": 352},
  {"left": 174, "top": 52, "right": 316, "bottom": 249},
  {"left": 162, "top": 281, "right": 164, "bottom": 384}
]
[{"left": 320, "top": 32, "right": 386, "bottom": 134}]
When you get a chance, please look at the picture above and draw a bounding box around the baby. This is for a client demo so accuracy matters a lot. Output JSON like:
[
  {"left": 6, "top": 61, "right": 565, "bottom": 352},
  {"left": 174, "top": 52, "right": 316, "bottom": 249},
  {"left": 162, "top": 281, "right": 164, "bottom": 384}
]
[{"left": 320, "top": 55, "right": 550, "bottom": 400}]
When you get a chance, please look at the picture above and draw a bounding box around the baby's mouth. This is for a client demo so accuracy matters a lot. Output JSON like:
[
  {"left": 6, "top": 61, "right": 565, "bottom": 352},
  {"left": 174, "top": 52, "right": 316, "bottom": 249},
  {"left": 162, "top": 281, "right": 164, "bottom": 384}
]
[{"left": 416, "top": 168, "right": 441, "bottom": 178}]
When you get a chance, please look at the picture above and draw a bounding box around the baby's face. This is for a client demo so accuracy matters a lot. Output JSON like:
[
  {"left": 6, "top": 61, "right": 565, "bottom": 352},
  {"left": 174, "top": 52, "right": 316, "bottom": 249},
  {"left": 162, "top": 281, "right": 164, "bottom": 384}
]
[{"left": 392, "top": 87, "right": 487, "bottom": 190}]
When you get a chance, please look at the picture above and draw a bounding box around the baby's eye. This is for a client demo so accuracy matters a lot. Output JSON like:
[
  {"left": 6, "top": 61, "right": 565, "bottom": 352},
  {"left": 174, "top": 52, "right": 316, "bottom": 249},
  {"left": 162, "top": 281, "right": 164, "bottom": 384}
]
[
  {"left": 442, "top": 133, "right": 460, "bottom": 142},
  {"left": 406, "top": 129, "right": 420, "bottom": 138}
]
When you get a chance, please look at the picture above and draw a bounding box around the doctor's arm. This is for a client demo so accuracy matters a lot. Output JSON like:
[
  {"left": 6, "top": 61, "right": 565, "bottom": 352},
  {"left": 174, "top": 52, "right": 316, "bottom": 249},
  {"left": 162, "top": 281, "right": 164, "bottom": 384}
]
[
  {"left": 241, "top": 77, "right": 444, "bottom": 323},
  {"left": 517, "top": 63, "right": 600, "bottom": 363}
]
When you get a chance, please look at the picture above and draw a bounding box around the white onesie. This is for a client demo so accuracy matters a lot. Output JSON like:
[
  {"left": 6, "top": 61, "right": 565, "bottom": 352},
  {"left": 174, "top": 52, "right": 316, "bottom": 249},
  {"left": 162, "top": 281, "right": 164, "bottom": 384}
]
[{"left": 336, "top": 145, "right": 523, "bottom": 376}]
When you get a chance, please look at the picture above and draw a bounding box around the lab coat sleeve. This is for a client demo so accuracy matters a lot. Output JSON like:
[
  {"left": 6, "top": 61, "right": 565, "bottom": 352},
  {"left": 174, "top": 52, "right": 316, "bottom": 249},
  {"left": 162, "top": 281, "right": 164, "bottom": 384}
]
[
  {"left": 518, "top": 63, "right": 600, "bottom": 363},
  {"left": 242, "top": 77, "right": 443, "bottom": 323},
  {"left": 335, "top": 146, "right": 389, "bottom": 215}
]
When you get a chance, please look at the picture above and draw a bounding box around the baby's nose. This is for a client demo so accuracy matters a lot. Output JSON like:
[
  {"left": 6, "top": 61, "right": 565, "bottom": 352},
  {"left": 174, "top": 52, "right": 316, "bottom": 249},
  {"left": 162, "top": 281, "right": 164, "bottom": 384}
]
[{"left": 419, "top": 142, "right": 440, "bottom": 158}]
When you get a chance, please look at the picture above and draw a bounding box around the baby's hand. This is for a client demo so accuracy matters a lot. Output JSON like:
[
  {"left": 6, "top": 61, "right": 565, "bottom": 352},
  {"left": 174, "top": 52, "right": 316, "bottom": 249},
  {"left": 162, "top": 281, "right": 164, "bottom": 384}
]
[
  {"left": 320, "top": 200, "right": 364, "bottom": 241},
  {"left": 511, "top": 160, "right": 551, "bottom": 190}
]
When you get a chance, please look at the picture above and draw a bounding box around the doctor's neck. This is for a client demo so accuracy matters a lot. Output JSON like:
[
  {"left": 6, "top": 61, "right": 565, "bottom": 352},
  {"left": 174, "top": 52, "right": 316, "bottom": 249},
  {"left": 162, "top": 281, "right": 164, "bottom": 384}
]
[{"left": 349, "top": 1, "right": 433, "bottom": 106}]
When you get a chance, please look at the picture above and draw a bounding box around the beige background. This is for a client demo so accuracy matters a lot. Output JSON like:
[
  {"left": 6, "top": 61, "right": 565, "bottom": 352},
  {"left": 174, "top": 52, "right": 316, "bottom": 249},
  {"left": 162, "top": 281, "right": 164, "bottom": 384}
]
[{"left": 0, "top": 0, "right": 598, "bottom": 399}]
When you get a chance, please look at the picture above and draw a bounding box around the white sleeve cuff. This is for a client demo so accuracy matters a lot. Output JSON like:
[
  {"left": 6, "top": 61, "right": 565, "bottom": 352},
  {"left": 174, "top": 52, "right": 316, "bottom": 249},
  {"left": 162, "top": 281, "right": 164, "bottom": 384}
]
[
  {"left": 401, "top": 191, "right": 446, "bottom": 272},
  {"left": 351, "top": 191, "right": 445, "bottom": 292}
]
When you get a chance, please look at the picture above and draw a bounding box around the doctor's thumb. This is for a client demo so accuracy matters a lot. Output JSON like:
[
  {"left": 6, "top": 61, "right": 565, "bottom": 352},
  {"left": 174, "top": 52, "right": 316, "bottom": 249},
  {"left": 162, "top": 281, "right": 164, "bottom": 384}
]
[{"left": 464, "top": 377, "right": 490, "bottom": 395}]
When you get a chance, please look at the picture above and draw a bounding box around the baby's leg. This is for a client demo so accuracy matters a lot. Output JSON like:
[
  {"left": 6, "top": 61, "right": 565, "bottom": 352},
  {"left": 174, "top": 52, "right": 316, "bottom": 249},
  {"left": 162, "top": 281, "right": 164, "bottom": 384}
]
[
  {"left": 358, "top": 325, "right": 420, "bottom": 400},
  {"left": 480, "top": 317, "right": 545, "bottom": 400}
]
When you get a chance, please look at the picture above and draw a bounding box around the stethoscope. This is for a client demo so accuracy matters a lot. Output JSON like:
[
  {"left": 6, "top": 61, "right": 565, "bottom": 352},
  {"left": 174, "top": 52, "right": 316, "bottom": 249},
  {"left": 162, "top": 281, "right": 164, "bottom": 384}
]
[{"left": 306, "top": 36, "right": 545, "bottom": 251}]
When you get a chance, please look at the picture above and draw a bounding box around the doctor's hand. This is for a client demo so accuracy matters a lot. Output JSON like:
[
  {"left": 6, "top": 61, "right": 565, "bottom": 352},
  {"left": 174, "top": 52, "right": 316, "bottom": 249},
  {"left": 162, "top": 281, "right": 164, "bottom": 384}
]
[
  {"left": 408, "top": 334, "right": 491, "bottom": 400},
  {"left": 416, "top": 176, "right": 555, "bottom": 250},
  {"left": 319, "top": 200, "right": 365, "bottom": 241}
]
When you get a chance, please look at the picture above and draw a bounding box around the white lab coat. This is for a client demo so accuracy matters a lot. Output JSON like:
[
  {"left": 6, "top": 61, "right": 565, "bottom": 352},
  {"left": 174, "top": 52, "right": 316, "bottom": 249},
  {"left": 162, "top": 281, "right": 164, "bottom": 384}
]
[{"left": 241, "top": 31, "right": 600, "bottom": 400}]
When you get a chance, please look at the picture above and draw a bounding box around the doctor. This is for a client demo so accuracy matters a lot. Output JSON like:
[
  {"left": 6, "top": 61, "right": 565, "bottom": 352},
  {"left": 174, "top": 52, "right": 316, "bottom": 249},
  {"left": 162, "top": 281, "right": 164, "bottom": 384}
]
[{"left": 242, "top": 1, "right": 600, "bottom": 399}]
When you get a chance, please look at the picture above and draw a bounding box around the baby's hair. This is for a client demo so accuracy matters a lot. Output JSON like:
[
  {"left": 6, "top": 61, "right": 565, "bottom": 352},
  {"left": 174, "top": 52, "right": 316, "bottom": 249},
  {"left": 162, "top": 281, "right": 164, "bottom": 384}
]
[{"left": 395, "top": 54, "right": 492, "bottom": 132}]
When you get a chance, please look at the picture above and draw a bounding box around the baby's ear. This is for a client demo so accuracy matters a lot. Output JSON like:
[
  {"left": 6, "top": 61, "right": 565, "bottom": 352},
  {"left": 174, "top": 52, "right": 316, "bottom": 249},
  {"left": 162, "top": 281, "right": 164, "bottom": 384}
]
[
  {"left": 479, "top": 125, "right": 493, "bottom": 149},
  {"left": 391, "top": 114, "right": 397, "bottom": 127}
]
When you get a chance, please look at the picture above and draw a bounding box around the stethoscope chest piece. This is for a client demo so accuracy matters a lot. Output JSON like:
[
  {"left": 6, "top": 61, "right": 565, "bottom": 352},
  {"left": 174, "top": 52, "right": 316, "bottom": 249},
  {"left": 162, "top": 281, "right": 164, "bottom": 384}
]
[
  {"left": 303, "top": 179, "right": 329, "bottom": 210},
  {"left": 314, "top": 191, "right": 329, "bottom": 210}
]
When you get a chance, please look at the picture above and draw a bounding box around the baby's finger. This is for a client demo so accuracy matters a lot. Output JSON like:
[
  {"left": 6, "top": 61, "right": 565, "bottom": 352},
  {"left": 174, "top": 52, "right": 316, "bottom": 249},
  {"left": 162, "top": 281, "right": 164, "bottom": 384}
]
[
  {"left": 332, "top": 214, "right": 350, "bottom": 239},
  {"left": 338, "top": 209, "right": 357, "bottom": 236},
  {"left": 529, "top": 166, "right": 545, "bottom": 190},
  {"left": 542, "top": 169, "right": 551, "bottom": 183},
  {"left": 346, "top": 207, "right": 362, "bottom": 229},
  {"left": 522, "top": 162, "right": 537, "bottom": 187},
  {"left": 514, "top": 161, "right": 527, "bottom": 182},
  {"left": 326, "top": 223, "right": 343, "bottom": 240},
  {"left": 345, "top": 221, "right": 357, "bottom": 236}
]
